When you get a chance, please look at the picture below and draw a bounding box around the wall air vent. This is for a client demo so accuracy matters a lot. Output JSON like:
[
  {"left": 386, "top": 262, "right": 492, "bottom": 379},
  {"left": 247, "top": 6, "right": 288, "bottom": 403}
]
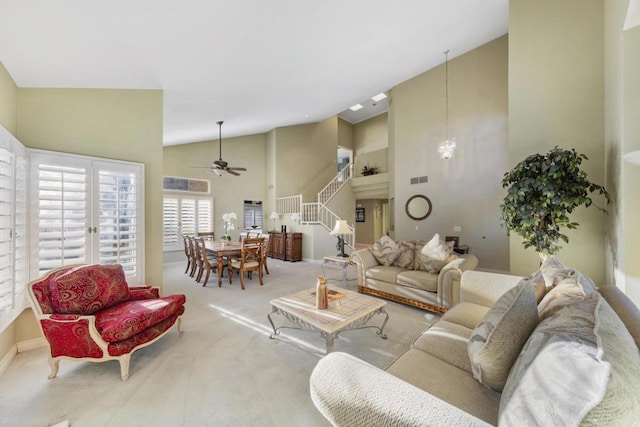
[{"left": 410, "top": 176, "right": 428, "bottom": 184}]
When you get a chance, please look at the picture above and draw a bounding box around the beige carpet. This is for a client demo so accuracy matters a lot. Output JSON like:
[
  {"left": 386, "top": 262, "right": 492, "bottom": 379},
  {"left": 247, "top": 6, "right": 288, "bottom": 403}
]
[{"left": 0, "top": 259, "right": 439, "bottom": 426}]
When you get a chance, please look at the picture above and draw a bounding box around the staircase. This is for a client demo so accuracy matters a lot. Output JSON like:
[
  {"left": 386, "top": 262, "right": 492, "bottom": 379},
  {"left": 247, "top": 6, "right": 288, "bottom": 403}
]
[{"left": 276, "top": 163, "right": 355, "bottom": 249}]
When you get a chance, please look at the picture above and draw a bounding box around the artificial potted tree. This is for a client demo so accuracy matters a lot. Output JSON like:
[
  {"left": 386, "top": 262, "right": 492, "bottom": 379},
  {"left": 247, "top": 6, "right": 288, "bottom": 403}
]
[{"left": 499, "top": 146, "right": 610, "bottom": 258}]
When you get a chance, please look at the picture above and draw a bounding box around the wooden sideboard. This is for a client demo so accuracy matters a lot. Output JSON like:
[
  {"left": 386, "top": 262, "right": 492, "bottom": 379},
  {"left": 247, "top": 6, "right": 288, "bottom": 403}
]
[{"left": 269, "top": 232, "right": 302, "bottom": 262}]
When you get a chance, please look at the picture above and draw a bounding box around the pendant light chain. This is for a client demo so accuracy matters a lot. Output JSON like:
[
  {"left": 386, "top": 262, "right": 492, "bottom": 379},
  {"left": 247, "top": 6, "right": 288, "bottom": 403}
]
[{"left": 444, "top": 49, "right": 449, "bottom": 141}]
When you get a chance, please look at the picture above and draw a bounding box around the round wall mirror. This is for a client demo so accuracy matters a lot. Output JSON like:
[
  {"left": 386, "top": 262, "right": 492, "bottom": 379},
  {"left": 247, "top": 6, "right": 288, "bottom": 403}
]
[{"left": 405, "top": 195, "right": 432, "bottom": 220}]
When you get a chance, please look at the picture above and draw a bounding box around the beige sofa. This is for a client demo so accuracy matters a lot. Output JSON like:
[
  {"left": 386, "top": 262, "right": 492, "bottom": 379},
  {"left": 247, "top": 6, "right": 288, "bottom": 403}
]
[
  {"left": 352, "top": 241, "right": 479, "bottom": 313},
  {"left": 310, "top": 264, "right": 640, "bottom": 426}
]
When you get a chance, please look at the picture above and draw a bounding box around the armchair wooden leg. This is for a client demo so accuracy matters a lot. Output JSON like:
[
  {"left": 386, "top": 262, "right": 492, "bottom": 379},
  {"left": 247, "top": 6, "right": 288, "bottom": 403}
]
[
  {"left": 119, "top": 354, "right": 131, "bottom": 381},
  {"left": 48, "top": 357, "right": 60, "bottom": 380},
  {"left": 177, "top": 316, "right": 184, "bottom": 333},
  {"left": 239, "top": 270, "right": 246, "bottom": 290}
]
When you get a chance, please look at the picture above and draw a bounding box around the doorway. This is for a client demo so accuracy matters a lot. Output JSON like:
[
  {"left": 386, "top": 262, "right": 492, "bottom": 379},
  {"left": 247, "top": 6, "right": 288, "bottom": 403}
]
[{"left": 337, "top": 146, "right": 352, "bottom": 172}]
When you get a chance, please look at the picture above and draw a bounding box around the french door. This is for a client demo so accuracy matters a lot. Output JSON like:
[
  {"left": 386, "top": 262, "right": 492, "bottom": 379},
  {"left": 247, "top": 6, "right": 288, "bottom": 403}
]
[
  {"left": 30, "top": 150, "right": 145, "bottom": 285},
  {"left": 162, "top": 195, "right": 213, "bottom": 251}
]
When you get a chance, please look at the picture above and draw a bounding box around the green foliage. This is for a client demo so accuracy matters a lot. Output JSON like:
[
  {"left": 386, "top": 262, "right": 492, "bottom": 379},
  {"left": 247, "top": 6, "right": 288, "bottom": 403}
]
[{"left": 499, "top": 146, "right": 610, "bottom": 255}]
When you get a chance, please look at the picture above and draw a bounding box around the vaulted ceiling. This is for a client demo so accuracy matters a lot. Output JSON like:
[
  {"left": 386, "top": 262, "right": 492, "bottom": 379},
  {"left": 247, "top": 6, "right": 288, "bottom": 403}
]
[{"left": 0, "top": 0, "right": 508, "bottom": 145}]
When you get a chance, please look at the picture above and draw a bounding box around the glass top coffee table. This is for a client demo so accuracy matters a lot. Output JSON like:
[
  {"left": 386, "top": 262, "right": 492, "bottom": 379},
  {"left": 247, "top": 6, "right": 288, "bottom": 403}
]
[{"left": 267, "top": 286, "right": 388, "bottom": 353}]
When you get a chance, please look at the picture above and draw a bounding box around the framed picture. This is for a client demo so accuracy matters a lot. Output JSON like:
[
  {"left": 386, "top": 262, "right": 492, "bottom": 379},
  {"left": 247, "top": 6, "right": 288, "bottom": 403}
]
[
  {"left": 355, "top": 207, "right": 365, "bottom": 222},
  {"left": 445, "top": 236, "right": 459, "bottom": 247}
]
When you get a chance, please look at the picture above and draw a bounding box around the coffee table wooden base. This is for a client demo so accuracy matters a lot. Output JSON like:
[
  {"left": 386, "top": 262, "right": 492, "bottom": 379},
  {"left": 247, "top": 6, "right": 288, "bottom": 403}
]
[{"left": 267, "top": 287, "right": 388, "bottom": 354}]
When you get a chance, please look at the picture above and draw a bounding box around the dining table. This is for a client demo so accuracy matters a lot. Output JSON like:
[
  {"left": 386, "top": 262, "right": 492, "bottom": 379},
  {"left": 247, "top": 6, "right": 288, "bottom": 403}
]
[{"left": 204, "top": 240, "right": 242, "bottom": 287}]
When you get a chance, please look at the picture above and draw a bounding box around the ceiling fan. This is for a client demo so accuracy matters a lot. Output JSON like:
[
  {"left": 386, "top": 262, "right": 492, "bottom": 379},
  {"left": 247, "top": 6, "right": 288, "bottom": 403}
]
[{"left": 194, "top": 120, "right": 246, "bottom": 176}]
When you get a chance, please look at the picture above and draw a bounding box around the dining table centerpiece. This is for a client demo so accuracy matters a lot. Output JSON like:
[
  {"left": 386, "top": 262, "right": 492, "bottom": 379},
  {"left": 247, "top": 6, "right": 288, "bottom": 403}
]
[{"left": 221, "top": 212, "right": 237, "bottom": 246}]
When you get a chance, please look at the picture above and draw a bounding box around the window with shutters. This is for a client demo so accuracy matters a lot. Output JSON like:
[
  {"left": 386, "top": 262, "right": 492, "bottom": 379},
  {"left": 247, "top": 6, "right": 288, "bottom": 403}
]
[
  {"left": 162, "top": 194, "right": 213, "bottom": 251},
  {"left": 30, "top": 150, "right": 145, "bottom": 286},
  {"left": 0, "top": 126, "right": 28, "bottom": 332},
  {"left": 243, "top": 200, "right": 263, "bottom": 231}
]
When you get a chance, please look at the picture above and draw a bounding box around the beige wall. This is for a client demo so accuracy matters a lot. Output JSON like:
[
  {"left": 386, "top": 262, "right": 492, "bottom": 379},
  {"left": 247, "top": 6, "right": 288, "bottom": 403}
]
[
  {"left": 0, "top": 61, "right": 17, "bottom": 135},
  {"left": 337, "top": 118, "right": 353, "bottom": 150},
  {"left": 391, "top": 36, "right": 509, "bottom": 272},
  {"left": 163, "top": 132, "right": 267, "bottom": 239},
  {"left": 275, "top": 117, "right": 338, "bottom": 202},
  {"left": 509, "top": 0, "right": 607, "bottom": 282}
]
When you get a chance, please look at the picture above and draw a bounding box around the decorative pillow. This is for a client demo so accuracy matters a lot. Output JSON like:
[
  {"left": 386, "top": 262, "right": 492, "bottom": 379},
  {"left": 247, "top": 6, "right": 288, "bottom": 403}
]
[
  {"left": 539, "top": 255, "right": 566, "bottom": 286},
  {"left": 499, "top": 293, "right": 611, "bottom": 426},
  {"left": 50, "top": 264, "right": 130, "bottom": 315},
  {"left": 369, "top": 235, "right": 402, "bottom": 266},
  {"left": 468, "top": 280, "right": 539, "bottom": 391},
  {"left": 521, "top": 269, "right": 547, "bottom": 303},
  {"left": 421, "top": 233, "right": 452, "bottom": 261},
  {"left": 392, "top": 241, "right": 416, "bottom": 269},
  {"left": 538, "top": 268, "right": 598, "bottom": 319},
  {"left": 414, "top": 234, "right": 458, "bottom": 273}
]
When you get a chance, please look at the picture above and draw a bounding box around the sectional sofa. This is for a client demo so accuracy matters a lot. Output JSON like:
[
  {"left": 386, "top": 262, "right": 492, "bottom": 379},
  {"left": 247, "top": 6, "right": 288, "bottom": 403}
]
[{"left": 310, "top": 259, "right": 640, "bottom": 426}]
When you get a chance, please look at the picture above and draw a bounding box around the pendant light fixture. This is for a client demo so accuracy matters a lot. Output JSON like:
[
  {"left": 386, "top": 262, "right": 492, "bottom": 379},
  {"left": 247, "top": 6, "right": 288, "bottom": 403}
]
[{"left": 438, "top": 50, "right": 457, "bottom": 160}]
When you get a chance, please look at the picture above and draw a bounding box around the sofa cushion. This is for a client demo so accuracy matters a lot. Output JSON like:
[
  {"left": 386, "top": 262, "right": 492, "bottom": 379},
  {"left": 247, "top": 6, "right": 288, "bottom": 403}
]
[
  {"left": 365, "top": 265, "right": 406, "bottom": 284},
  {"left": 414, "top": 234, "right": 458, "bottom": 273},
  {"left": 397, "top": 270, "right": 438, "bottom": 293},
  {"left": 392, "top": 241, "right": 416, "bottom": 269},
  {"left": 499, "top": 292, "right": 612, "bottom": 426},
  {"left": 387, "top": 349, "right": 501, "bottom": 425},
  {"left": 413, "top": 320, "right": 473, "bottom": 373},
  {"left": 369, "top": 235, "right": 402, "bottom": 266},
  {"left": 50, "top": 264, "right": 130, "bottom": 315},
  {"left": 95, "top": 294, "right": 186, "bottom": 342},
  {"left": 442, "top": 302, "right": 490, "bottom": 330},
  {"left": 468, "top": 280, "right": 538, "bottom": 391}
]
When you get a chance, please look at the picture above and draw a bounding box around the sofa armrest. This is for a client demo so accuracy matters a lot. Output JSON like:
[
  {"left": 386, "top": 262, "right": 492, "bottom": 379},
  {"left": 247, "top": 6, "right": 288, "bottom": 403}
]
[
  {"left": 129, "top": 286, "right": 160, "bottom": 300},
  {"left": 310, "top": 352, "right": 491, "bottom": 427},
  {"left": 460, "top": 270, "right": 523, "bottom": 308},
  {"left": 437, "top": 254, "right": 479, "bottom": 309},
  {"left": 351, "top": 248, "right": 379, "bottom": 288}
]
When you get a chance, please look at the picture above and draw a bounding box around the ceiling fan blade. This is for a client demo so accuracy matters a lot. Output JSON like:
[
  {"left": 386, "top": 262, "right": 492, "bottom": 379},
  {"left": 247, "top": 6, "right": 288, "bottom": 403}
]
[
  {"left": 212, "top": 168, "right": 222, "bottom": 176},
  {"left": 226, "top": 169, "right": 241, "bottom": 176},
  {"left": 226, "top": 167, "right": 247, "bottom": 171}
]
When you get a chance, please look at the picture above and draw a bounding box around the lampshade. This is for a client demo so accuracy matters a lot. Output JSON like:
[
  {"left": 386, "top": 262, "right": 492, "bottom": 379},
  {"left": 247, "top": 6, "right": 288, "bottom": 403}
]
[
  {"left": 291, "top": 212, "right": 301, "bottom": 221},
  {"left": 270, "top": 211, "right": 280, "bottom": 219},
  {"left": 330, "top": 220, "right": 352, "bottom": 236}
]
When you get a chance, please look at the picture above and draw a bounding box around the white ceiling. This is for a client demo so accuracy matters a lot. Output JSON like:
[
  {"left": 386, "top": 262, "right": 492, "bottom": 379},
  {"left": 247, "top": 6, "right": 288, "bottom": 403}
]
[{"left": 0, "top": 0, "right": 508, "bottom": 145}]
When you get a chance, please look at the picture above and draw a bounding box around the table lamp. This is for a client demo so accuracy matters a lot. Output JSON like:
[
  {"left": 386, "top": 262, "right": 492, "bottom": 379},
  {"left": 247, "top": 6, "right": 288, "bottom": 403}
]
[
  {"left": 290, "top": 212, "right": 301, "bottom": 232},
  {"left": 270, "top": 211, "right": 279, "bottom": 231},
  {"left": 330, "top": 220, "right": 352, "bottom": 257}
]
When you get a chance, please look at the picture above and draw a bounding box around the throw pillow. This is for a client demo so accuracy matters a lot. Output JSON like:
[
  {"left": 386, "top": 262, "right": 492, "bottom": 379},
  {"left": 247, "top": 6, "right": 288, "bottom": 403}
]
[
  {"left": 467, "top": 280, "right": 539, "bottom": 391},
  {"left": 369, "top": 235, "right": 402, "bottom": 266},
  {"left": 522, "top": 269, "right": 547, "bottom": 304},
  {"left": 499, "top": 293, "right": 611, "bottom": 426},
  {"left": 51, "top": 264, "right": 130, "bottom": 314},
  {"left": 538, "top": 268, "right": 598, "bottom": 319},
  {"left": 421, "top": 233, "right": 452, "bottom": 261},
  {"left": 392, "top": 241, "right": 416, "bottom": 269},
  {"left": 414, "top": 234, "right": 458, "bottom": 273}
]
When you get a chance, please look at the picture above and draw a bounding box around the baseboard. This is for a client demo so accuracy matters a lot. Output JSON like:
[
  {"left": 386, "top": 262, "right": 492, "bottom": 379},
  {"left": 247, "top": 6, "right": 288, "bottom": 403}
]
[
  {"left": 17, "top": 337, "right": 47, "bottom": 353},
  {"left": 0, "top": 344, "right": 18, "bottom": 378}
]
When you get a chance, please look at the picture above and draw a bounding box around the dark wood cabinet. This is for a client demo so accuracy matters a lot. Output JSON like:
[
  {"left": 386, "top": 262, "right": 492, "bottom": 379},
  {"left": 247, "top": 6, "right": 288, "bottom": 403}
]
[{"left": 269, "top": 232, "right": 302, "bottom": 262}]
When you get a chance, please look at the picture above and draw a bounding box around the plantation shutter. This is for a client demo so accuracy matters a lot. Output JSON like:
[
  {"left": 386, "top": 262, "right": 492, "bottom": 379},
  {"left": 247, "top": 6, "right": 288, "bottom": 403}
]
[
  {"left": 94, "top": 163, "right": 142, "bottom": 279},
  {"left": 162, "top": 195, "right": 213, "bottom": 251},
  {"left": 0, "top": 126, "right": 28, "bottom": 331},
  {"left": 0, "top": 147, "right": 14, "bottom": 313},
  {"left": 33, "top": 160, "right": 88, "bottom": 276},
  {"left": 163, "top": 197, "right": 179, "bottom": 251},
  {"left": 30, "top": 151, "right": 144, "bottom": 285}
]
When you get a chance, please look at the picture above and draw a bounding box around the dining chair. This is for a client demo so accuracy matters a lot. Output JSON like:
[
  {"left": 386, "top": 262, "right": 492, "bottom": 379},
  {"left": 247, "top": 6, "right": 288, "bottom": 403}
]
[
  {"left": 228, "top": 237, "right": 264, "bottom": 290},
  {"left": 182, "top": 235, "right": 192, "bottom": 274},
  {"left": 196, "top": 231, "right": 215, "bottom": 241},
  {"left": 196, "top": 237, "right": 225, "bottom": 287},
  {"left": 187, "top": 237, "right": 198, "bottom": 278},
  {"left": 261, "top": 236, "right": 270, "bottom": 275},
  {"left": 193, "top": 237, "right": 205, "bottom": 282}
]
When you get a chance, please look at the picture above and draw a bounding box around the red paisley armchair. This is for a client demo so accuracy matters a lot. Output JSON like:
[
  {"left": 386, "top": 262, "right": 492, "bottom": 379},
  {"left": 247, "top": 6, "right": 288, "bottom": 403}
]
[{"left": 27, "top": 264, "right": 186, "bottom": 381}]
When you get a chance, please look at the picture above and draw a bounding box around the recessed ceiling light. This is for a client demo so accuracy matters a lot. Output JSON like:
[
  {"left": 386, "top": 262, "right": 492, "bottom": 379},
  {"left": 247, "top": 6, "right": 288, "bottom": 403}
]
[
  {"left": 350, "top": 104, "right": 364, "bottom": 111},
  {"left": 371, "top": 93, "right": 387, "bottom": 102}
]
